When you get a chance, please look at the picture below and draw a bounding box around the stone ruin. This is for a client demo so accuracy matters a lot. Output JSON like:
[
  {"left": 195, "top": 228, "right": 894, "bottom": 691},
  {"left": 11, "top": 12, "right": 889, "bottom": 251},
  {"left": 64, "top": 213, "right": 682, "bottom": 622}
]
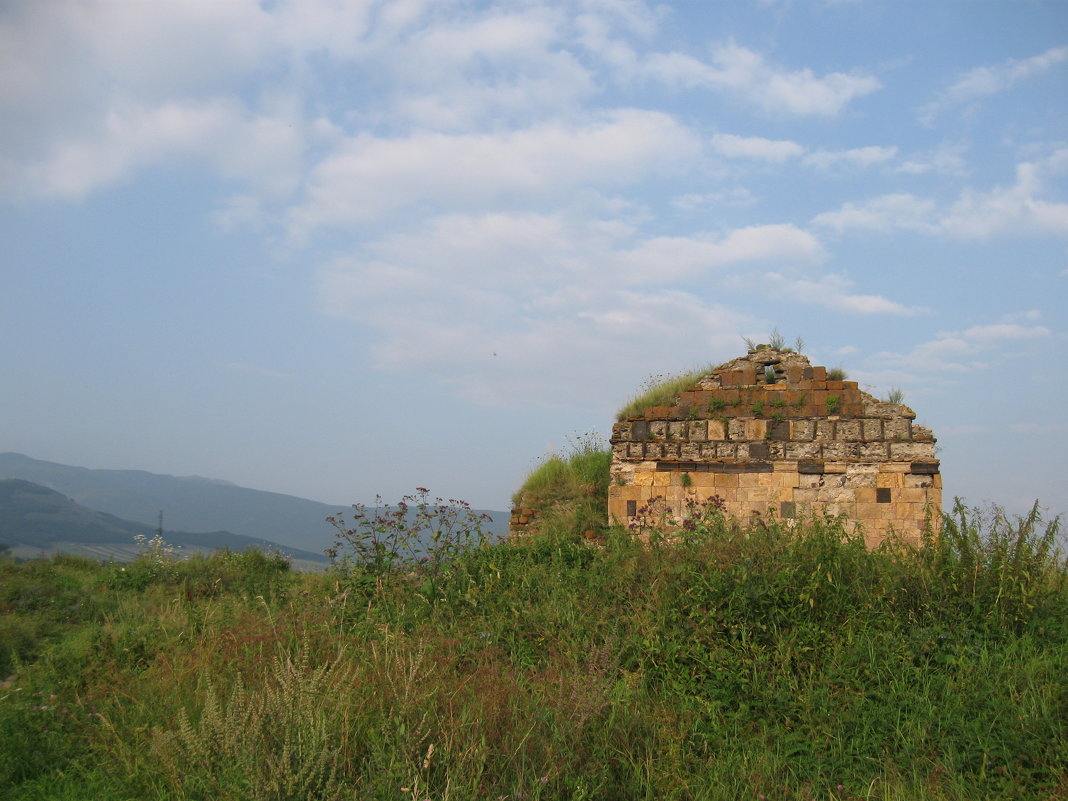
[{"left": 608, "top": 348, "right": 940, "bottom": 546}]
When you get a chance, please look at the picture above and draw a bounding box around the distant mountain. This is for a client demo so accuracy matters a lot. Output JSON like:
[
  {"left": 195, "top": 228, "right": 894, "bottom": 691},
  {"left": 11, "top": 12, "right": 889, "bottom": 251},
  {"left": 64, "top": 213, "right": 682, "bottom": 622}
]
[
  {"left": 0, "top": 453, "right": 509, "bottom": 555},
  {"left": 0, "top": 479, "right": 330, "bottom": 564}
]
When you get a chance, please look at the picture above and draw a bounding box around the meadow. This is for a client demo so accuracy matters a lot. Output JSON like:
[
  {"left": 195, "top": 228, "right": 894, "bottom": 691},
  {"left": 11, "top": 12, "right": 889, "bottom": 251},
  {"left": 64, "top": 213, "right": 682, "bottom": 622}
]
[{"left": 1, "top": 493, "right": 1065, "bottom": 801}]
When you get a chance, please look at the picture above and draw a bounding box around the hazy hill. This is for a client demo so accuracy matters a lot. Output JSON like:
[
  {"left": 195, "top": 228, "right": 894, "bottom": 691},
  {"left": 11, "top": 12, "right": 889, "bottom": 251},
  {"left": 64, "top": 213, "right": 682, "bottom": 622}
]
[
  {"left": 0, "top": 478, "right": 331, "bottom": 564},
  {"left": 0, "top": 452, "right": 509, "bottom": 555}
]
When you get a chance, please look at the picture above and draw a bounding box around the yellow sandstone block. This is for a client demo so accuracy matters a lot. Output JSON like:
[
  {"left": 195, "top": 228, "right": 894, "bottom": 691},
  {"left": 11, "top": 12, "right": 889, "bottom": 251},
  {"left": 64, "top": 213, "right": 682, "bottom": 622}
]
[
  {"left": 634, "top": 472, "right": 656, "bottom": 487},
  {"left": 876, "top": 473, "right": 904, "bottom": 489}
]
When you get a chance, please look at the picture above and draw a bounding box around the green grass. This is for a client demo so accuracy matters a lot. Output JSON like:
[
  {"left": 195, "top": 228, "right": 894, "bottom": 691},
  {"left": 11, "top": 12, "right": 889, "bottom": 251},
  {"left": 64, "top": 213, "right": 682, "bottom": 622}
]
[
  {"left": 513, "top": 435, "right": 612, "bottom": 537},
  {"left": 1, "top": 500, "right": 1065, "bottom": 800},
  {"left": 616, "top": 367, "right": 711, "bottom": 421}
]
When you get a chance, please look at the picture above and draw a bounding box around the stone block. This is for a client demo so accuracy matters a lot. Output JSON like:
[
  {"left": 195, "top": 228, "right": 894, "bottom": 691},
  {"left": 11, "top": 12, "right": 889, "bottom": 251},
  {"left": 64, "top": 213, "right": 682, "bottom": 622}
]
[
  {"left": 628, "top": 443, "right": 645, "bottom": 459},
  {"left": 876, "top": 472, "right": 904, "bottom": 489},
  {"left": 790, "top": 420, "right": 815, "bottom": 441},
  {"left": 884, "top": 419, "right": 911, "bottom": 441},
  {"left": 646, "top": 443, "right": 663, "bottom": 459},
  {"left": 768, "top": 442, "right": 787, "bottom": 459},
  {"left": 630, "top": 420, "right": 649, "bottom": 441},
  {"left": 707, "top": 420, "right": 726, "bottom": 440},
  {"left": 748, "top": 442, "right": 770, "bottom": 459},
  {"left": 837, "top": 420, "right": 862, "bottom": 441},
  {"left": 785, "top": 442, "right": 820, "bottom": 460},
  {"left": 855, "top": 487, "right": 877, "bottom": 504},
  {"left": 634, "top": 471, "right": 655, "bottom": 487},
  {"left": 739, "top": 367, "right": 757, "bottom": 385},
  {"left": 680, "top": 443, "right": 700, "bottom": 460},
  {"left": 734, "top": 443, "right": 749, "bottom": 459},
  {"left": 862, "top": 419, "right": 883, "bottom": 441},
  {"left": 768, "top": 420, "right": 790, "bottom": 440},
  {"left": 662, "top": 443, "right": 680, "bottom": 459},
  {"left": 890, "top": 442, "right": 936, "bottom": 460},
  {"left": 822, "top": 442, "right": 858, "bottom": 460},
  {"left": 613, "top": 443, "right": 629, "bottom": 459},
  {"left": 717, "top": 442, "right": 738, "bottom": 459},
  {"left": 728, "top": 419, "right": 747, "bottom": 440},
  {"left": 745, "top": 419, "right": 767, "bottom": 440},
  {"left": 910, "top": 461, "right": 939, "bottom": 475},
  {"left": 811, "top": 366, "right": 827, "bottom": 381},
  {"left": 668, "top": 421, "right": 688, "bottom": 441},
  {"left": 798, "top": 460, "right": 824, "bottom": 475},
  {"left": 700, "top": 443, "right": 718, "bottom": 459},
  {"left": 653, "top": 471, "right": 671, "bottom": 487},
  {"left": 859, "top": 443, "right": 889, "bottom": 460},
  {"left": 815, "top": 420, "right": 835, "bottom": 441},
  {"left": 649, "top": 421, "right": 667, "bottom": 439},
  {"left": 688, "top": 420, "right": 707, "bottom": 442}
]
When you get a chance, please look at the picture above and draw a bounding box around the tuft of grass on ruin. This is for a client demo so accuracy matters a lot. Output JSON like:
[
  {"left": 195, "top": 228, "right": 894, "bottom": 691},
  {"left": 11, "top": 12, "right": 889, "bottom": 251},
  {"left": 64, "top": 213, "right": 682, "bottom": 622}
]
[
  {"left": 616, "top": 366, "right": 712, "bottom": 421},
  {"left": 512, "top": 433, "right": 612, "bottom": 537}
]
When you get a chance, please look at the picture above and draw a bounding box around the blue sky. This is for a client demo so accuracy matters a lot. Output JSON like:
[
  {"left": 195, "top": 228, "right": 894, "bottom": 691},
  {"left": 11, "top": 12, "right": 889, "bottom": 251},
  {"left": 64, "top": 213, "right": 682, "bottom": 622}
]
[{"left": 2, "top": 0, "right": 1066, "bottom": 519}]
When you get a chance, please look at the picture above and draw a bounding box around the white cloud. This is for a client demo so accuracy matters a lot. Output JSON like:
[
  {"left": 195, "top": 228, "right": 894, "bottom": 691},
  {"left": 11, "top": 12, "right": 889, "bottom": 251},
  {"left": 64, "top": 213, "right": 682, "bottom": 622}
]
[
  {"left": 618, "top": 224, "right": 824, "bottom": 284},
  {"left": 711, "top": 133, "right": 804, "bottom": 162},
  {"left": 288, "top": 110, "right": 701, "bottom": 237},
  {"left": 919, "top": 44, "right": 1068, "bottom": 122},
  {"left": 869, "top": 319, "right": 1052, "bottom": 375},
  {"left": 3, "top": 97, "right": 306, "bottom": 201},
  {"left": 316, "top": 211, "right": 857, "bottom": 405},
  {"left": 643, "top": 40, "right": 881, "bottom": 116},
  {"left": 813, "top": 153, "right": 1068, "bottom": 239},
  {"left": 802, "top": 145, "right": 897, "bottom": 169},
  {"left": 811, "top": 194, "right": 937, "bottom": 233},
  {"left": 897, "top": 141, "right": 969, "bottom": 176},
  {"left": 939, "top": 161, "right": 1068, "bottom": 240},
  {"left": 763, "top": 272, "right": 921, "bottom": 315},
  {"left": 672, "top": 188, "right": 757, "bottom": 210}
]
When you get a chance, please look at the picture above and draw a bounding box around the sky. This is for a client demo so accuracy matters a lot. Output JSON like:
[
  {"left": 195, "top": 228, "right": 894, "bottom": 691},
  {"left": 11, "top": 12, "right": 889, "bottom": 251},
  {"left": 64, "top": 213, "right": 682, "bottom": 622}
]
[{"left": 1, "top": 0, "right": 1066, "bottom": 520}]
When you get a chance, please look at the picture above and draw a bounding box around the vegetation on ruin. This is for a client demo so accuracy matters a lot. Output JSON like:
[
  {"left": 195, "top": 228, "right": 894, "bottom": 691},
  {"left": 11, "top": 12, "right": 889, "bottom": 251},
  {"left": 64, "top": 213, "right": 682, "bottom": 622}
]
[
  {"left": 512, "top": 433, "right": 612, "bottom": 537},
  {"left": 2, "top": 496, "right": 1066, "bottom": 801},
  {"left": 616, "top": 367, "right": 712, "bottom": 421}
]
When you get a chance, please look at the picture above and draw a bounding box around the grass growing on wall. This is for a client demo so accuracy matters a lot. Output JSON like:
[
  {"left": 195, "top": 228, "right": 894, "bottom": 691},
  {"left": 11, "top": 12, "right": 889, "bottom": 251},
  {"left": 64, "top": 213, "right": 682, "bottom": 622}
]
[
  {"left": 513, "top": 433, "right": 612, "bottom": 537},
  {"left": 616, "top": 367, "right": 712, "bottom": 421},
  {"left": 1, "top": 501, "right": 1066, "bottom": 800}
]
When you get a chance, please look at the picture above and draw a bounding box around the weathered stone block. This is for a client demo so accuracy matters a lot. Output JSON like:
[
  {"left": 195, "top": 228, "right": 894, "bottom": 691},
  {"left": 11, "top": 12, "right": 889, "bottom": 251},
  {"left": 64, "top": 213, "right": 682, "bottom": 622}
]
[
  {"left": 862, "top": 419, "right": 883, "bottom": 441},
  {"left": 785, "top": 442, "right": 821, "bottom": 460},
  {"left": 680, "top": 443, "right": 700, "bottom": 460},
  {"left": 662, "top": 443, "right": 680, "bottom": 459},
  {"left": 837, "top": 420, "right": 862, "bottom": 441},
  {"left": 668, "top": 421, "right": 688, "bottom": 441},
  {"left": 859, "top": 443, "right": 889, "bottom": 460},
  {"left": 700, "top": 443, "right": 718, "bottom": 459},
  {"left": 884, "top": 419, "right": 911, "bottom": 440},
  {"left": 790, "top": 420, "right": 815, "bottom": 441},
  {"left": 815, "top": 420, "right": 835, "bottom": 441},
  {"left": 890, "top": 442, "right": 936, "bottom": 460},
  {"left": 707, "top": 419, "right": 726, "bottom": 440},
  {"left": 649, "top": 421, "right": 667, "bottom": 439},
  {"left": 688, "top": 421, "right": 707, "bottom": 442},
  {"left": 613, "top": 443, "right": 628, "bottom": 459},
  {"left": 744, "top": 419, "right": 767, "bottom": 440},
  {"left": 646, "top": 443, "right": 663, "bottom": 459},
  {"left": 748, "top": 442, "right": 770, "bottom": 459},
  {"left": 627, "top": 443, "right": 645, "bottom": 459},
  {"left": 728, "top": 419, "right": 746, "bottom": 440}
]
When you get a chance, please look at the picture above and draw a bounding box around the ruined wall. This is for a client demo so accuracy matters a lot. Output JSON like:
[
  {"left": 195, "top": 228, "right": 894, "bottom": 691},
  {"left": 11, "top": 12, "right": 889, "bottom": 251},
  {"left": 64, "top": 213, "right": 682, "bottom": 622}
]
[{"left": 608, "top": 349, "right": 940, "bottom": 546}]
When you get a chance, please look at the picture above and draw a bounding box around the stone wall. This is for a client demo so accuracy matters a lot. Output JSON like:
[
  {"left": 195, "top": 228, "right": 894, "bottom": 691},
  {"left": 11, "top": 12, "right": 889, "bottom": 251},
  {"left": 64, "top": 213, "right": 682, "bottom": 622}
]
[{"left": 608, "top": 349, "right": 940, "bottom": 546}]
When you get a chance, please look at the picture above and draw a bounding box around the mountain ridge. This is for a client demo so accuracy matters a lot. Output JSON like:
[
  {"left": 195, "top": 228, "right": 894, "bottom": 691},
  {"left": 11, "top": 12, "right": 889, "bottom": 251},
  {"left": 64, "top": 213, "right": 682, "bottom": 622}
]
[{"left": 0, "top": 452, "right": 509, "bottom": 554}]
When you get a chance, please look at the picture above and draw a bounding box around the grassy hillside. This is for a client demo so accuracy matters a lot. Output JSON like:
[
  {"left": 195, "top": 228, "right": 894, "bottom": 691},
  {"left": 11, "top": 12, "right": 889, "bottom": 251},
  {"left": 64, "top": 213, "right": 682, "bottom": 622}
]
[{"left": 1, "top": 498, "right": 1065, "bottom": 800}]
